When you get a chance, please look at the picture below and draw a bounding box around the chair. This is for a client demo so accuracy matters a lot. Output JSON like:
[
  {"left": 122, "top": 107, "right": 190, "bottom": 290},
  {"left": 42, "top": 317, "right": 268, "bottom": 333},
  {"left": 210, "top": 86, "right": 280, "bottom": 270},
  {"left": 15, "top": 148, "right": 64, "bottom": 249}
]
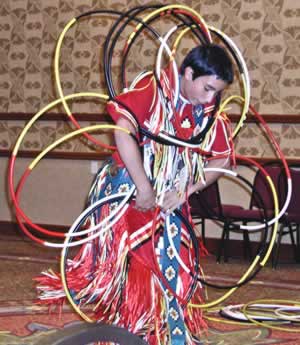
[
  {"left": 215, "top": 162, "right": 283, "bottom": 262},
  {"left": 272, "top": 165, "right": 300, "bottom": 268},
  {"left": 189, "top": 181, "right": 244, "bottom": 252}
]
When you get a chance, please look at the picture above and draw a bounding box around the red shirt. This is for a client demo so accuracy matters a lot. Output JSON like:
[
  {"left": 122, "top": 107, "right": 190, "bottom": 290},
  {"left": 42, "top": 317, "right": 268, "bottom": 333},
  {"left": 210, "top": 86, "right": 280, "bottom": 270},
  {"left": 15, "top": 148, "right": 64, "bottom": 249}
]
[{"left": 106, "top": 69, "right": 231, "bottom": 162}]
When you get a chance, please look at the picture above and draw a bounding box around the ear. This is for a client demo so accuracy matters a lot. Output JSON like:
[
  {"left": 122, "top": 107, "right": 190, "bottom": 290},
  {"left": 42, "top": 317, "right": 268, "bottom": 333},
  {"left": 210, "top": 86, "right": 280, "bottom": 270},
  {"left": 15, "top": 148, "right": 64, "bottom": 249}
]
[{"left": 183, "top": 66, "right": 194, "bottom": 81}]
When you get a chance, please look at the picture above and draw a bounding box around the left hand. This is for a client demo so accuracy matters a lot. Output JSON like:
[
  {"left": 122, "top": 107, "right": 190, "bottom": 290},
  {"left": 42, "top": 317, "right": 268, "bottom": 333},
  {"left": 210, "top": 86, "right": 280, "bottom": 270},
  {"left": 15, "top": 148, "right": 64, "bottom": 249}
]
[{"left": 159, "top": 190, "right": 187, "bottom": 213}]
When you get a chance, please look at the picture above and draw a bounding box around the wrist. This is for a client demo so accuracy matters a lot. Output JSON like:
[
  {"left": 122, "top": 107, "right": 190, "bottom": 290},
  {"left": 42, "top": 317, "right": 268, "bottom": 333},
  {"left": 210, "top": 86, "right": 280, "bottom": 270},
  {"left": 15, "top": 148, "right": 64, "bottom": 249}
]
[{"left": 136, "top": 181, "right": 153, "bottom": 193}]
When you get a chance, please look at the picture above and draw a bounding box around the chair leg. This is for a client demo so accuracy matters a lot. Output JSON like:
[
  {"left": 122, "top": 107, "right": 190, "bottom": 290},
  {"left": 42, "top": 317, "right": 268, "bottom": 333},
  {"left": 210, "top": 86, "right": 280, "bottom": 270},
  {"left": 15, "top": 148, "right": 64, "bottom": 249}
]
[
  {"left": 217, "top": 224, "right": 227, "bottom": 263},
  {"left": 296, "top": 225, "right": 300, "bottom": 263},
  {"left": 273, "top": 224, "right": 284, "bottom": 269},
  {"left": 201, "top": 218, "right": 206, "bottom": 247},
  {"left": 243, "top": 230, "right": 252, "bottom": 261},
  {"left": 224, "top": 224, "right": 230, "bottom": 263},
  {"left": 290, "top": 223, "right": 300, "bottom": 263},
  {"left": 288, "top": 223, "right": 298, "bottom": 262}
]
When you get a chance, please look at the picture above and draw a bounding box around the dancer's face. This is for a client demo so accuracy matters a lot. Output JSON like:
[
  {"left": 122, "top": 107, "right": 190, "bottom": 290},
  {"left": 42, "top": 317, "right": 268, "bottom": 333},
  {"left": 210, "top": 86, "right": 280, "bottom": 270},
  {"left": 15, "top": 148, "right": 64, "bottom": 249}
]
[{"left": 181, "top": 66, "right": 228, "bottom": 105}]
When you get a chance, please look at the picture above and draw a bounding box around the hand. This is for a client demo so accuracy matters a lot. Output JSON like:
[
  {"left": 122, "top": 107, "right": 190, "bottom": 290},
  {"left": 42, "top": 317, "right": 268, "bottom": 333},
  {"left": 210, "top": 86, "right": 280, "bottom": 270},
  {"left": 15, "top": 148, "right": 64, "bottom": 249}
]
[
  {"left": 159, "top": 190, "right": 186, "bottom": 213},
  {"left": 134, "top": 184, "right": 156, "bottom": 212}
]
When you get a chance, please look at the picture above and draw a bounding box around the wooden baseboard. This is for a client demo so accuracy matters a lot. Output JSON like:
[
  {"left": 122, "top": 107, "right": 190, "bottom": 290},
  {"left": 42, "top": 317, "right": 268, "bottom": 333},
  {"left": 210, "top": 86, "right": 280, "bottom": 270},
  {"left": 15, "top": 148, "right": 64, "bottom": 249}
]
[
  {"left": 1, "top": 150, "right": 300, "bottom": 164},
  {"left": 0, "top": 149, "right": 112, "bottom": 160},
  {"left": 0, "top": 220, "right": 68, "bottom": 240}
]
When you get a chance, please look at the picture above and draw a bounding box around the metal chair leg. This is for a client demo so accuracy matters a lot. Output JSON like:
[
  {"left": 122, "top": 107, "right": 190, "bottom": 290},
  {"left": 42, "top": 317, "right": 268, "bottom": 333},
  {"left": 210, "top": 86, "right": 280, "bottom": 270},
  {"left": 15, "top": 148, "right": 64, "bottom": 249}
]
[
  {"left": 288, "top": 223, "right": 298, "bottom": 262},
  {"left": 243, "top": 230, "right": 252, "bottom": 260},
  {"left": 224, "top": 224, "right": 230, "bottom": 263},
  {"left": 217, "top": 225, "right": 227, "bottom": 263},
  {"left": 201, "top": 218, "right": 206, "bottom": 247},
  {"left": 273, "top": 224, "right": 284, "bottom": 269},
  {"left": 296, "top": 224, "right": 300, "bottom": 262}
]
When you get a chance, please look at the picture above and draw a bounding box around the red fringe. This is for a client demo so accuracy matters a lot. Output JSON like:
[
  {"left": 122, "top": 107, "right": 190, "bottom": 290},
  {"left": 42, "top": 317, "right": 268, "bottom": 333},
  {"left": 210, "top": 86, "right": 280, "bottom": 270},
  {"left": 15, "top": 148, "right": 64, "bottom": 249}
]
[{"left": 35, "top": 203, "right": 207, "bottom": 344}]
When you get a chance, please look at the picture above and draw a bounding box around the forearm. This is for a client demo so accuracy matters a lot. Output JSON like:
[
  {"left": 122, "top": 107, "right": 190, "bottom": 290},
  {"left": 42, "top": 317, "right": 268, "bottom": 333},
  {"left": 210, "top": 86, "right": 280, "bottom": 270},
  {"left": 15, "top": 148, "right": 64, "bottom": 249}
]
[
  {"left": 115, "top": 130, "right": 151, "bottom": 191},
  {"left": 114, "top": 117, "right": 156, "bottom": 210},
  {"left": 188, "top": 156, "right": 231, "bottom": 196}
]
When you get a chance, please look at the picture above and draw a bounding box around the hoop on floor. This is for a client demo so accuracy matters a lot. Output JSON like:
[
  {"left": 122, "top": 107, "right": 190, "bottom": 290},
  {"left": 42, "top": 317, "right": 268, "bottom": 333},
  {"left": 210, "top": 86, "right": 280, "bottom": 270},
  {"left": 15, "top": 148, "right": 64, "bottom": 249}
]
[{"left": 242, "top": 299, "right": 300, "bottom": 332}]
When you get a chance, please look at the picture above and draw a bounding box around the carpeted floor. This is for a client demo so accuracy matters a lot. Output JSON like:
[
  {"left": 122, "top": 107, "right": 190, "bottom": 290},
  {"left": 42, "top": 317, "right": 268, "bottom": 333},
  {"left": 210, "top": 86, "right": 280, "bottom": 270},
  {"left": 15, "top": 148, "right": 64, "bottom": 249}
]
[{"left": 1, "top": 230, "right": 300, "bottom": 344}]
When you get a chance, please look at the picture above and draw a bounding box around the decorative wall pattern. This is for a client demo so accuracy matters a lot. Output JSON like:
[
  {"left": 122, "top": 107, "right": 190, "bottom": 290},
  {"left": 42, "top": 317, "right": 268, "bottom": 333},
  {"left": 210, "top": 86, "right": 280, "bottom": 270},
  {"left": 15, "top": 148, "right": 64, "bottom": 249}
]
[
  {"left": 0, "top": 0, "right": 300, "bottom": 159},
  {"left": 0, "top": 119, "right": 113, "bottom": 154}
]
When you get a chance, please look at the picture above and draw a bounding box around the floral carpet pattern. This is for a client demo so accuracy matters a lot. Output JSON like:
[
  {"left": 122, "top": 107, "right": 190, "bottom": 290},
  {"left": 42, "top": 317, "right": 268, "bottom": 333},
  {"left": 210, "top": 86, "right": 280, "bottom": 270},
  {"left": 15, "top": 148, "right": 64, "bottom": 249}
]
[
  {"left": 0, "top": 300, "right": 299, "bottom": 345},
  {"left": 1, "top": 234, "right": 300, "bottom": 345}
]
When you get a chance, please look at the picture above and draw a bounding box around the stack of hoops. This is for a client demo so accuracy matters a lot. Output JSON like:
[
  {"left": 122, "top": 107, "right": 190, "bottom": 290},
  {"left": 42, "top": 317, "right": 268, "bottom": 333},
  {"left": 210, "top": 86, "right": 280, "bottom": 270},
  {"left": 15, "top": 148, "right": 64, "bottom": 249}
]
[{"left": 9, "top": 3, "right": 296, "bottom": 335}]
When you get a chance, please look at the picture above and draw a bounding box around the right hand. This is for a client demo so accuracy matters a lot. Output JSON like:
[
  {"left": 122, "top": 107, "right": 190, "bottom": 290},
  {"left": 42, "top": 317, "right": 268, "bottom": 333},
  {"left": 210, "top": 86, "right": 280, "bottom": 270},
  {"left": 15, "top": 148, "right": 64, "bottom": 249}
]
[{"left": 134, "top": 184, "right": 156, "bottom": 212}]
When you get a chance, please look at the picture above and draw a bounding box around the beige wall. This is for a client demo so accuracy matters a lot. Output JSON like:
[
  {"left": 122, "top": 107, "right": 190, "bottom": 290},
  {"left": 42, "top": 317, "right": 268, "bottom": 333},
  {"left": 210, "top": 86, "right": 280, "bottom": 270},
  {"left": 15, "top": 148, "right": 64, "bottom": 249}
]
[
  {"left": 1, "top": 1, "right": 299, "bottom": 244},
  {"left": 1, "top": 157, "right": 100, "bottom": 225},
  {"left": 1, "top": 0, "right": 300, "bottom": 159},
  {"left": 1, "top": 0, "right": 299, "bottom": 115}
]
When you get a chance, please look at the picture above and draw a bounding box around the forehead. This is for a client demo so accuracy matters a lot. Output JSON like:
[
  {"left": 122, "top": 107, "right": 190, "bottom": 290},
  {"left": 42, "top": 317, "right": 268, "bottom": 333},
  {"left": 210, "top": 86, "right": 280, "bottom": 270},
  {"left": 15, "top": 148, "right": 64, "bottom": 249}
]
[{"left": 195, "top": 75, "right": 228, "bottom": 91}]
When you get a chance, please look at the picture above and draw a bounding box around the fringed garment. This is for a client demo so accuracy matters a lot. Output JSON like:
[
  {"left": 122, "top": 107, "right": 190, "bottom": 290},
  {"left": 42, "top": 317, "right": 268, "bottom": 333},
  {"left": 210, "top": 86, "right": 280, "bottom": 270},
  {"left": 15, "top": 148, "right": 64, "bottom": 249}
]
[{"left": 35, "top": 65, "right": 232, "bottom": 344}]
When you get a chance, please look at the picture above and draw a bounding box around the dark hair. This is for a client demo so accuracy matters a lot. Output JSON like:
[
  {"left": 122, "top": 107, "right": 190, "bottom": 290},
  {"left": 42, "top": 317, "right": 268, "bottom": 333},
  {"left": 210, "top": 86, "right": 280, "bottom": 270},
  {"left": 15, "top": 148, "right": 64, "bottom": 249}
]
[{"left": 180, "top": 44, "right": 234, "bottom": 84}]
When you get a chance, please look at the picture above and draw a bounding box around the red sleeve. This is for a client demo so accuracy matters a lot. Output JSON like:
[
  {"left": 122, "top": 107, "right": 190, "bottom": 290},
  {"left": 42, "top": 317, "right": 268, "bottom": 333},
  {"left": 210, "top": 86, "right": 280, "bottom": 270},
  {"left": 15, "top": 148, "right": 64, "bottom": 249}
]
[{"left": 106, "top": 73, "right": 157, "bottom": 128}]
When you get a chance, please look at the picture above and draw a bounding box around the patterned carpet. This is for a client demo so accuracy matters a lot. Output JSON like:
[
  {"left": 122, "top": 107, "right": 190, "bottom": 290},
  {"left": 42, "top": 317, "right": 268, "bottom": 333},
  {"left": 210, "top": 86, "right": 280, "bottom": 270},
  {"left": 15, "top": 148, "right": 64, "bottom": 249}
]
[
  {"left": 1, "top": 232, "right": 300, "bottom": 344},
  {"left": 1, "top": 300, "right": 300, "bottom": 345}
]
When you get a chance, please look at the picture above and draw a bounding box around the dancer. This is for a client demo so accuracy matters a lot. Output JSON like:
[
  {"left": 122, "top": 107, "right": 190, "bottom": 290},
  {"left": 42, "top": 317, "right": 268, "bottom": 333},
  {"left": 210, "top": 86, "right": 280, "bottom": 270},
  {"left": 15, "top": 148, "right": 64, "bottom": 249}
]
[{"left": 36, "top": 44, "right": 234, "bottom": 345}]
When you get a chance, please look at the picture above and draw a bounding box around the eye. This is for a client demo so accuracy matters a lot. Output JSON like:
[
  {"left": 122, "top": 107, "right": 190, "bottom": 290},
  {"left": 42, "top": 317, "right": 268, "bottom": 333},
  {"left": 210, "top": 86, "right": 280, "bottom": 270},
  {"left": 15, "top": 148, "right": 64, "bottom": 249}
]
[{"left": 204, "top": 86, "right": 211, "bottom": 92}]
